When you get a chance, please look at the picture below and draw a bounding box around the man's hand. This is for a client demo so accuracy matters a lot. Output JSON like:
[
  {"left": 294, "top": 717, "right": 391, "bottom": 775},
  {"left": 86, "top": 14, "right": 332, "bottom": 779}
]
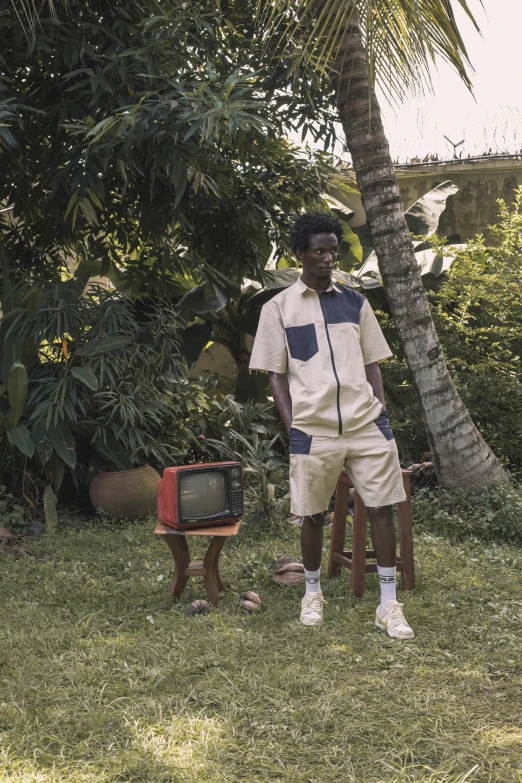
[
  {"left": 365, "top": 361, "right": 386, "bottom": 410},
  {"left": 268, "top": 372, "right": 292, "bottom": 432}
]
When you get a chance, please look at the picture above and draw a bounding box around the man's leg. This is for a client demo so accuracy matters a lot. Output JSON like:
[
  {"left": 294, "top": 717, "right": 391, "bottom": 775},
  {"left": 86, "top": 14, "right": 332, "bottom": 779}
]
[
  {"left": 367, "top": 504, "right": 398, "bottom": 605},
  {"left": 288, "top": 432, "right": 346, "bottom": 627},
  {"left": 301, "top": 513, "right": 325, "bottom": 571},
  {"left": 368, "top": 504, "right": 414, "bottom": 639},
  {"left": 300, "top": 512, "right": 326, "bottom": 625},
  {"left": 345, "top": 422, "right": 414, "bottom": 639}
]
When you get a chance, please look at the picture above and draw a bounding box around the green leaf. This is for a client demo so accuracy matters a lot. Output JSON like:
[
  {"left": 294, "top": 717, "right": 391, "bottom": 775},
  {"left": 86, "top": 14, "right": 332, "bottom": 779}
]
[
  {"left": 178, "top": 283, "right": 229, "bottom": 316},
  {"left": 7, "top": 425, "right": 35, "bottom": 457},
  {"left": 404, "top": 181, "right": 459, "bottom": 238},
  {"left": 1, "top": 328, "right": 22, "bottom": 386},
  {"left": 180, "top": 322, "right": 213, "bottom": 367},
  {"left": 48, "top": 420, "right": 77, "bottom": 469},
  {"left": 75, "top": 336, "right": 133, "bottom": 357},
  {"left": 90, "top": 434, "right": 134, "bottom": 471},
  {"left": 71, "top": 366, "right": 99, "bottom": 391},
  {"left": 7, "top": 361, "right": 28, "bottom": 428},
  {"left": 32, "top": 420, "right": 54, "bottom": 465},
  {"left": 262, "top": 269, "right": 301, "bottom": 290},
  {"left": 47, "top": 453, "right": 65, "bottom": 494}
]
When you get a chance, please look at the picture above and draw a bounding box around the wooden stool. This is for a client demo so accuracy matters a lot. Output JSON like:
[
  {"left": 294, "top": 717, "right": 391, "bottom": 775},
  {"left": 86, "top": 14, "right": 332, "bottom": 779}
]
[
  {"left": 327, "top": 469, "right": 415, "bottom": 597},
  {"left": 154, "top": 520, "right": 241, "bottom": 606}
]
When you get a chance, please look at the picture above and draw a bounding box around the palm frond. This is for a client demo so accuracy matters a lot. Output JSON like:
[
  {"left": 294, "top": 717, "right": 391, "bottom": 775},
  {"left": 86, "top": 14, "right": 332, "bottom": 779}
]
[
  {"left": 9, "top": 1, "right": 56, "bottom": 31},
  {"left": 257, "top": 0, "right": 482, "bottom": 102}
]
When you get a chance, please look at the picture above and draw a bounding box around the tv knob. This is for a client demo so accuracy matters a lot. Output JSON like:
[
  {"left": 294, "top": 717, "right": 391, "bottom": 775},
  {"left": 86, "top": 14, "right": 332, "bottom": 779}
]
[
  {"left": 231, "top": 468, "right": 240, "bottom": 478},
  {"left": 232, "top": 480, "right": 241, "bottom": 489}
]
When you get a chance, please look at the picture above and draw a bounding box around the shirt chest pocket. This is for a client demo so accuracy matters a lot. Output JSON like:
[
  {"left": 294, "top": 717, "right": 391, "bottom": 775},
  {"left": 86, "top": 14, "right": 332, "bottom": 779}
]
[{"left": 285, "top": 324, "right": 319, "bottom": 362}]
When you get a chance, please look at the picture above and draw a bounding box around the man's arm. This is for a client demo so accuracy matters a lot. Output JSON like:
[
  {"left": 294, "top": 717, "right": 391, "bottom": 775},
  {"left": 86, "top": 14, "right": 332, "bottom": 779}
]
[
  {"left": 365, "top": 361, "right": 386, "bottom": 411},
  {"left": 268, "top": 372, "right": 292, "bottom": 433}
]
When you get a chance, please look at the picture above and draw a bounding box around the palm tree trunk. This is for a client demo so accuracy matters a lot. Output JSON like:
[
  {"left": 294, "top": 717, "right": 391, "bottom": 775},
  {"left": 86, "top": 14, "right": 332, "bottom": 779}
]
[{"left": 332, "top": 16, "right": 505, "bottom": 487}]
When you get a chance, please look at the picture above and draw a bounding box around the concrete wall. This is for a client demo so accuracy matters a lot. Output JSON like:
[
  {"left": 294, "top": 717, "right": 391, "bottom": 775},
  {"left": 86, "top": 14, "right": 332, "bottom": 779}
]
[{"left": 342, "top": 156, "right": 522, "bottom": 242}]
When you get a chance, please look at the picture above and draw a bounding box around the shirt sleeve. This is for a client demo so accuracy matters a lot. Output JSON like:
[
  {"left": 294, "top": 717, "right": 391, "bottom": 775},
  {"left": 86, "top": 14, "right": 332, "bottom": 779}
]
[
  {"left": 249, "top": 300, "right": 288, "bottom": 374},
  {"left": 359, "top": 299, "right": 393, "bottom": 365}
]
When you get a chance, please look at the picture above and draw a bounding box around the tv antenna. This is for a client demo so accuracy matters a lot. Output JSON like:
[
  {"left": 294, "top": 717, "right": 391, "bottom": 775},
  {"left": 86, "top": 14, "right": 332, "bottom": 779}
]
[{"left": 443, "top": 135, "right": 465, "bottom": 158}]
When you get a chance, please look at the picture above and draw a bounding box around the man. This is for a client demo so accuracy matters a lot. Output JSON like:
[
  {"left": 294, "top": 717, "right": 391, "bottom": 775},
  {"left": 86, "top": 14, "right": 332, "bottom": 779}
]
[{"left": 249, "top": 213, "right": 414, "bottom": 638}]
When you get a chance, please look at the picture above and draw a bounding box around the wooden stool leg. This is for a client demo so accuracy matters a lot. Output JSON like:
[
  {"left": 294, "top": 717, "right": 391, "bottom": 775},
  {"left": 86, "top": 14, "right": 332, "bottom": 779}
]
[
  {"left": 328, "top": 478, "right": 350, "bottom": 578},
  {"left": 162, "top": 534, "right": 191, "bottom": 601},
  {"left": 398, "top": 473, "right": 415, "bottom": 591},
  {"left": 216, "top": 566, "right": 224, "bottom": 594},
  {"left": 351, "top": 492, "right": 368, "bottom": 598},
  {"left": 203, "top": 535, "right": 226, "bottom": 606}
]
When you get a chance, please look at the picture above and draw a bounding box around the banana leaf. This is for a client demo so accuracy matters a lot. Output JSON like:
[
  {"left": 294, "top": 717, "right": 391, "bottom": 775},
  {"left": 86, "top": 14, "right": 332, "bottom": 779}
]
[{"left": 180, "top": 322, "right": 213, "bottom": 367}]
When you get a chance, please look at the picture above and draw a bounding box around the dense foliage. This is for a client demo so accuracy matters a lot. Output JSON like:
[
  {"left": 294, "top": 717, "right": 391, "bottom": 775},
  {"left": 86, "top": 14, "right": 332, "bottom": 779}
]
[
  {"left": 0, "top": 277, "right": 201, "bottom": 494},
  {"left": 0, "top": 0, "right": 338, "bottom": 507},
  {"left": 381, "top": 193, "right": 522, "bottom": 474},
  {"left": 0, "top": 0, "right": 336, "bottom": 295}
]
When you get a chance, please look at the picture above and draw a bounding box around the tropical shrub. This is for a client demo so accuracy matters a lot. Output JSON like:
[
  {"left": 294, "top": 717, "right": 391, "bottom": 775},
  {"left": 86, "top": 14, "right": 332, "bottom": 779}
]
[
  {"left": 413, "top": 484, "right": 522, "bottom": 546},
  {"left": 188, "top": 384, "right": 289, "bottom": 520},
  {"left": 0, "top": 278, "right": 196, "bottom": 499},
  {"left": 380, "top": 192, "right": 522, "bottom": 474}
]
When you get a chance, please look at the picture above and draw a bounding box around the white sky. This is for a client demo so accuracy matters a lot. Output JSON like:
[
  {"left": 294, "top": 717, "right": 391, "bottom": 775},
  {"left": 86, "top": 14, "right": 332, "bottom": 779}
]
[
  {"left": 382, "top": 0, "right": 522, "bottom": 161},
  {"left": 292, "top": 1, "right": 522, "bottom": 162}
]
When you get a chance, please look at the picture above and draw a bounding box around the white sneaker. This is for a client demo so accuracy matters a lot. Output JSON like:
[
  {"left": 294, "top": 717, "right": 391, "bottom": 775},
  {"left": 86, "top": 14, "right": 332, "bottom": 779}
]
[
  {"left": 375, "top": 600, "right": 414, "bottom": 639},
  {"left": 300, "top": 592, "right": 324, "bottom": 626}
]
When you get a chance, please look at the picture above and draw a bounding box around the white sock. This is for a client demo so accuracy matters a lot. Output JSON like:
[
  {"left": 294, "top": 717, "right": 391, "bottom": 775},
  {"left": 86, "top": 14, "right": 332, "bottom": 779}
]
[
  {"left": 377, "top": 565, "right": 397, "bottom": 608},
  {"left": 304, "top": 567, "right": 321, "bottom": 594}
]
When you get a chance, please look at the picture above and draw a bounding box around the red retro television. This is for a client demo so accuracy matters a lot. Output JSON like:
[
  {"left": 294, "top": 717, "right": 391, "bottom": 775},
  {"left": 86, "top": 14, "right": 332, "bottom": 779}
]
[{"left": 157, "top": 461, "right": 243, "bottom": 530}]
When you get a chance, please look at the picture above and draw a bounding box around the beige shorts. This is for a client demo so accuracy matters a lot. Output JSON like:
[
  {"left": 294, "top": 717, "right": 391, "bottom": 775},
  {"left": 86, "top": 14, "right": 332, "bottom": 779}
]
[{"left": 289, "top": 412, "right": 406, "bottom": 517}]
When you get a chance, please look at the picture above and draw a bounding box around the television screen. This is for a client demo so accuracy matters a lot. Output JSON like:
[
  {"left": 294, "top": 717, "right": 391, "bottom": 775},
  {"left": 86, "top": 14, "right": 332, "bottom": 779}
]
[{"left": 179, "top": 471, "right": 227, "bottom": 519}]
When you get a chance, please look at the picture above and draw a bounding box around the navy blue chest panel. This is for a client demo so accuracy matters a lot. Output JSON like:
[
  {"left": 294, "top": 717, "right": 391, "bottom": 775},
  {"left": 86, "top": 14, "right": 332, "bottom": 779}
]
[
  {"left": 283, "top": 287, "right": 365, "bottom": 362},
  {"left": 319, "top": 286, "right": 365, "bottom": 325}
]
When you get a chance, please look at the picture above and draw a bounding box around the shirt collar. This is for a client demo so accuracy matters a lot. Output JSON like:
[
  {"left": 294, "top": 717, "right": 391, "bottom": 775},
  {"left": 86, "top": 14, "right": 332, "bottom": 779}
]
[{"left": 296, "top": 275, "right": 341, "bottom": 294}]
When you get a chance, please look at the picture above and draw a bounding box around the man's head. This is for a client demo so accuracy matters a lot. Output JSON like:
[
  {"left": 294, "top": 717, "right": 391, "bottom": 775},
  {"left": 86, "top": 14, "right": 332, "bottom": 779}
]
[{"left": 290, "top": 213, "right": 344, "bottom": 282}]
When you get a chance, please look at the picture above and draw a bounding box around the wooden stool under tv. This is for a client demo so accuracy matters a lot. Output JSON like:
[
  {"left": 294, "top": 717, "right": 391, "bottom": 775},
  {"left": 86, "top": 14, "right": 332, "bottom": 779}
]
[
  {"left": 154, "top": 520, "right": 241, "bottom": 606},
  {"left": 327, "top": 468, "right": 414, "bottom": 597}
]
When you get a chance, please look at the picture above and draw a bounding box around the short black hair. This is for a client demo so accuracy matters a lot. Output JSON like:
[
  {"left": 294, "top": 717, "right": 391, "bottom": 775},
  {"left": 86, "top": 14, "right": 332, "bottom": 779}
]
[{"left": 290, "top": 212, "right": 344, "bottom": 254}]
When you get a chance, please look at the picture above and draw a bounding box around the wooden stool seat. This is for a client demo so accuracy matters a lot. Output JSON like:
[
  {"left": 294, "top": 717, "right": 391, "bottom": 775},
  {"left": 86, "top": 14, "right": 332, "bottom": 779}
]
[
  {"left": 327, "top": 470, "right": 415, "bottom": 597},
  {"left": 154, "top": 521, "right": 241, "bottom": 606}
]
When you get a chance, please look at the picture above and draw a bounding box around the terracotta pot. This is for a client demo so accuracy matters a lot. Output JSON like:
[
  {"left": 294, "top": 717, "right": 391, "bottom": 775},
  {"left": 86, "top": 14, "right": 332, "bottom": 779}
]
[{"left": 89, "top": 464, "right": 161, "bottom": 519}]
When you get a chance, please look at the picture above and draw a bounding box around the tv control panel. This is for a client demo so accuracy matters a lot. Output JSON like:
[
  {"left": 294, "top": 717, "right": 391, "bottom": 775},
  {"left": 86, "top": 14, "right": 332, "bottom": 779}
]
[{"left": 230, "top": 490, "right": 243, "bottom": 515}]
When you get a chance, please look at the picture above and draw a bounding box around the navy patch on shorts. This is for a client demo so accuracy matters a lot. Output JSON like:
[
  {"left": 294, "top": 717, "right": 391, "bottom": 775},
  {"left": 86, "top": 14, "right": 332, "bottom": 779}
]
[
  {"left": 374, "top": 411, "right": 394, "bottom": 441},
  {"left": 289, "top": 427, "right": 313, "bottom": 455},
  {"left": 285, "top": 324, "right": 318, "bottom": 362}
]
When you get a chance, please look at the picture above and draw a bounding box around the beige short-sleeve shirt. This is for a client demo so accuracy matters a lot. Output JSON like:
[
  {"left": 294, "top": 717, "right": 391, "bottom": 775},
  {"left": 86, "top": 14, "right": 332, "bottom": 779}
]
[{"left": 249, "top": 277, "right": 392, "bottom": 436}]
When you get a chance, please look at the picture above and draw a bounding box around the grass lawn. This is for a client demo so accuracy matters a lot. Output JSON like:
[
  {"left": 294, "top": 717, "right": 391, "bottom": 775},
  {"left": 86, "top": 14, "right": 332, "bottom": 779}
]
[{"left": 1, "top": 515, "right": 522, "bottom": 783}]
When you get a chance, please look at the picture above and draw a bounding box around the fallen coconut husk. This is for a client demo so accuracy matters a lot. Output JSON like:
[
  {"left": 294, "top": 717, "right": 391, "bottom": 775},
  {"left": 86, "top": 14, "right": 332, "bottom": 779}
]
[
  {"left": 0, "top": 527, "right": 20, "bottom": 543},
  {"left": 274, "top": 555, "right": 302, "bottom": 569},
  {"left": 271, "top": 557, "right": 305, "bottom": 585},
  {"left": 187, "top": 599, "right": 211, "bottom": 616},
  {"left": 240, "top": 600, "right": 262, "bottom": 613},
  {"left": 239, "top": 591, "right": 262, "bottom": 613},
  {"left": 240, "top": 591, "right": 262, "bottom": 607}
]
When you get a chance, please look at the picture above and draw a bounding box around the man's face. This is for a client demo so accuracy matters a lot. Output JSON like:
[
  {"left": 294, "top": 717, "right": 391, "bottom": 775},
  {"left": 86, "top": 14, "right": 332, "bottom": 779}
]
[{"left": 297, "top": 233, "right": 339, "bottom": 281}]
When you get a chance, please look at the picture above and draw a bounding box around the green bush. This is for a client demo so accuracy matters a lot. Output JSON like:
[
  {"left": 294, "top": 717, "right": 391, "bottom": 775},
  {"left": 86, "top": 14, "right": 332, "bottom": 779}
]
[
  {"left": 0, "top": 280, "right": 198, "bottom": 499},
  {"left": 413, "top": 483, "right": 522, "bottom": 546},
  {"left": 189, "top": 382, "right": 289, "bottom": 521},
  {"left": 379, "top": 191, "right": 522, "bottom": 473}
]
